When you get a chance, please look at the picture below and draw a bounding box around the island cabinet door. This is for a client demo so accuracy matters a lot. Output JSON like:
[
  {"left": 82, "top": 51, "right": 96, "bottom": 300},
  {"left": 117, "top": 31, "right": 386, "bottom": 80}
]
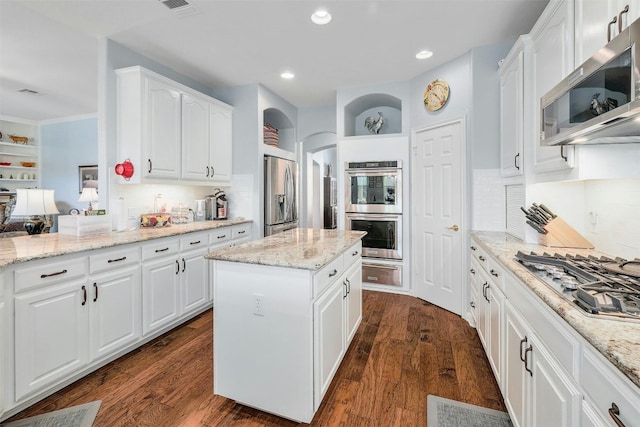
[
  {"left": 14, "top": 278, "right": 90, "bottom": 401},
  {"left": 345, "top": 261, "right": 362, "bottom": 344},
  {"left": 313, "top": 280, "right": 346, "bottom": 410}
]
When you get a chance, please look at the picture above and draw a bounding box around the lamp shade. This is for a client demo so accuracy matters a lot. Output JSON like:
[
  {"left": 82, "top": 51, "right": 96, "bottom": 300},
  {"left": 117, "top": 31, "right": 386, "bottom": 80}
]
[
  {"left": 12, "top": 189, "right": 60, "bottom": 216},
  {"left": 78, "top": 187, "right": 99, "bottom": 203}
]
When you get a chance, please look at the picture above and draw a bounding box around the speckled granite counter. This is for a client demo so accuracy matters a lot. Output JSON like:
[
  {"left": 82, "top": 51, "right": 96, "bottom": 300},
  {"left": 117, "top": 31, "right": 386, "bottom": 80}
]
[
  {"left": 0, "top": 219, "right": 251, "bottom": 268},
  {"left": 471, "top": 231, "right": 640, "bottom": 389},
  {"left": 205, "top": 228, "right": 366, "bottom": 271}
]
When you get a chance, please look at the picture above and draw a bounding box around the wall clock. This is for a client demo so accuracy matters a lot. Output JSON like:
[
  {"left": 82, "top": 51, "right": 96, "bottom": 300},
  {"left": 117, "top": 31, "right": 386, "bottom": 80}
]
[{"left": 423, "top": 79, "right": 450, "bottom": 112}]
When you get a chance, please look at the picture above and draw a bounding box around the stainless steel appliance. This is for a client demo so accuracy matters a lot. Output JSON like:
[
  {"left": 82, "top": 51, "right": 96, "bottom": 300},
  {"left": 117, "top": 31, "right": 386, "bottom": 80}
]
[
  {"left": 323, "top": 176, "right": 337, "bottom": 229},
  {"left": 345, "top": 213, "right": 402, "bottom": 260},
  {"left": 362, "top": 263, "right": 402, "bottom": 287},
  {"left": 205, "top": 189, "right": 228, "bottom": 220},
  {"left": 515, "top": 251, "right": 640, "bottom": 322},
  {"left": 541, "top": 17, "right": 640, "bottom": 145},
  {"left": 264, "top": 155, "right": 298, "bottom": 236},
  {"left": 345, "top": 161, "right": 402, "bottom": 214}
]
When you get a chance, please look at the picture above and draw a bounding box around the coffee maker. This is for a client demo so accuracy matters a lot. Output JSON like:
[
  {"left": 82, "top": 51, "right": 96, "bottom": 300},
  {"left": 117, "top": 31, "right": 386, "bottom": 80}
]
[{"left": 206, "top": 189, "right": 228, "bottom": 220}]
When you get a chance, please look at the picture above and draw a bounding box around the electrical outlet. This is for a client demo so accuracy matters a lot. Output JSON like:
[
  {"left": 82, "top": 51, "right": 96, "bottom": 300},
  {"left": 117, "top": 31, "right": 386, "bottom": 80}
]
[{"left": 253, "top": 293, "right": 265, "bottom": 316}]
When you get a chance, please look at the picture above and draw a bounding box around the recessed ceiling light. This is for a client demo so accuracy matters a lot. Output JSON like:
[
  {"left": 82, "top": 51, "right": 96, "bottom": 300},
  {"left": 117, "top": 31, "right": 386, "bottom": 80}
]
[
  {"left": 416, "top": 50, "right": 434, "bottom": 60},
  {"left": 281, "top": 71, "right": 295, "bottom": 79},
  {"left": 311, "top": 9, "right": 332, "bottom": 25}
]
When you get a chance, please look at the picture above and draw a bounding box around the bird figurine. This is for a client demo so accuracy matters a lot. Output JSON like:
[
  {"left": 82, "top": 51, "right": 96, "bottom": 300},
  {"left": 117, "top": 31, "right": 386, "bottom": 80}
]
[
  {"left": 590, "top": 93, "right": 618, "bottom": 116},
  {"left": 364, "top": 112, "right": 385, "bottom": 134}
]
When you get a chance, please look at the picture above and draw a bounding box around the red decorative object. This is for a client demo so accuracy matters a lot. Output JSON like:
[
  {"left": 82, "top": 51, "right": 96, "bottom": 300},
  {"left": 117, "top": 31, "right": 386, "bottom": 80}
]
[{"left": 114, "top": 159, "right": 134, "bottom": 180}]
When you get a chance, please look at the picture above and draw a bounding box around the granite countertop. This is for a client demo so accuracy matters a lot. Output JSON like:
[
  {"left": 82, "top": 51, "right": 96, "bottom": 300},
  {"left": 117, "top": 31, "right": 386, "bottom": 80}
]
[
  {"left": 206, "top": 228, "right": 367, "bottom": 271},
  {"left": 0, "top": 219, "right": 252, "bottom": 268},
  {"left": 471, "top": 231, "right": 640, "bottom": 389}
]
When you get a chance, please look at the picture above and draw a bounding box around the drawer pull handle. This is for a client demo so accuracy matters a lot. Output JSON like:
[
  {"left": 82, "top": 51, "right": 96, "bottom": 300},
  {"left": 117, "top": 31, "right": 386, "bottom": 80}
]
[
  {"left": 346, "top": 278, "right": 351, "bottom": 294},
  {"left": 182, "top": 258, "right": 186, "bottom": 273},
  {"left": 329, "top": 269, "right": 338, "bottom": 278},
  {"left": 618, "top": 4, "right": 629, "bottom": 34},
  {"left": 609, "top": 402, "right": 626, "bottom": 427},
  {"left": 608, "top": 16, "right": 618, "bottom": 42},
  {"left": 479, "top": 255, "right": 486, "bottom": 262},
  {"left": 81, "top": 285, "right": 87, "bottom": 306},
  {"left": 343, "top": 281, "right": 348, "bottom": 299},
  {"left": 469, "top": 301, "right": 475, "bottom": 308},
  {"left": 93, "top": 282, "right": 98, "bottom": 302},
  {"left": 189, "top": 240, "right": 202, "bottom": 245},
  {"left": 155, "top": 247, "right": 170, "bottom": 253},
  {"left": 148, "top": 159, "right": 153, "bottom": 173},
  {"left": 206, "top": 166, "right": 210, "bottom": 177},
  {"left": 352, "top": 250, "right": 359, "bottom": 256},
  {"left": 238, "top": 230, "right": 246, "bottom": 234},
  {"left": 40, "top": 269, "right": 68, "bottom": 279},
  {"left": 490, "top": 269, "right": 499, "bottom": 277},
  {"left": 108, "top": 256, "right": 127, "bottom": 263},
  {"left": 470, "top": 246, "right": 477, "bottom": 251},
  {"left": 217, "top": 235, "right": 227, "bottom": 239},
  {"left": 367, "top": 276, "right": 378, "bottom": 281},
  {"left": 470, "top": 268, "right": 475, "bottom": 274},
  {"left": 175, "top": 260, "right": 180, "bottom": 275}
]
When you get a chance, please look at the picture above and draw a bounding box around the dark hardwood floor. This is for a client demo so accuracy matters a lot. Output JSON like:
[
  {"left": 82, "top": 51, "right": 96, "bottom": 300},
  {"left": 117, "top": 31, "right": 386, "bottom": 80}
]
[{"left": 5, "top": 291, "right": 505, "bottom": 426}]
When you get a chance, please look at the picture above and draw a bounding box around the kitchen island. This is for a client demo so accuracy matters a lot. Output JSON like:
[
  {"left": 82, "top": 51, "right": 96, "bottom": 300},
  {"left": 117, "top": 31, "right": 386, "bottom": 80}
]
[{"left": 206, "top": 228, "right": 365, "bottom": 423}]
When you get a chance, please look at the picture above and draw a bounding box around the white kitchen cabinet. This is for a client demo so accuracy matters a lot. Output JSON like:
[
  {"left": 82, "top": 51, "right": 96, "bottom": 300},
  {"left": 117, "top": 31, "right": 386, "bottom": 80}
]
[
  {"left": 209, "top": 104, "right": 233, "bottom": 183},
  {"left": 14, "top": 278, "right": 89, "bottom": 401},
  {"left": 530, "top": 0, "right": 576, "bottom": 173},
  {"left": 117, "top": 66, "right": 233, "bottom": 185},
  {"left": 313, "top": 277, "right": 346, "bottom": 407},
  {"left": 181, "top": 93, "right": 211, "bottom": 181},
  {"left": 504, "top": 302, "right": 582, "bottom": 427},
  {"left": 575, "top": 0, "right": 640, "bottom": 65},
  {"left": 500, "top": 37, "right": 529, "bottom": 177},
  {"left": 88, "top": 259, "right": 141, "bottom": 361},
  {"left": 179, "top": 233, "right": 210, "bottom": 315},
  {"left": 344, "top": 260, "right": 362, "bottom": 344},
  {"left": 141, "top": 240, "right": 181, "bottom": 336}
]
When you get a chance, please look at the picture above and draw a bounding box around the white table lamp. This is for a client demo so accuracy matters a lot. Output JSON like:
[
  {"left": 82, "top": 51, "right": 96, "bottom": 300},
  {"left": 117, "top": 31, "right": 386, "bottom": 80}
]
[
  {"left": 12, "top": 189, "right": 60, "bottom": 234},
  {"left": 78, "top": 187, "right": 99, "bottom": 212}
]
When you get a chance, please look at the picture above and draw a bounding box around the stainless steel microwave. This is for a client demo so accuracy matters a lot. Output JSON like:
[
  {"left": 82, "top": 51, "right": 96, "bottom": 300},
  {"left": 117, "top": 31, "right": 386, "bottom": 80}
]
[{"left": 540, "top": 17, "right": 640, "bottom": 145}]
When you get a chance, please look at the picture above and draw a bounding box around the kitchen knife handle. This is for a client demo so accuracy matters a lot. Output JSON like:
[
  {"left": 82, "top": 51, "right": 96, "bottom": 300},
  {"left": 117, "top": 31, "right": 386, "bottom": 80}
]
[{"left": 539, "top": 204, "right": 556, "bottom": 218}]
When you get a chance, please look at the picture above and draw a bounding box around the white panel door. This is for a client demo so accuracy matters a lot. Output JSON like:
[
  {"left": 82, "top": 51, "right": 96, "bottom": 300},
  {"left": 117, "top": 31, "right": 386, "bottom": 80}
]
[
  {"left": 412, "top": 119, "right": 464, "bottom": 315},
  {"left": 210, "top": 105, "right": 233, "bottom": 183},
  {"left": 144, "top": 77, "right": 181, "bottom": 179},
  {"left": 181, "top": 93, "right": 210, "bottom": 181}
]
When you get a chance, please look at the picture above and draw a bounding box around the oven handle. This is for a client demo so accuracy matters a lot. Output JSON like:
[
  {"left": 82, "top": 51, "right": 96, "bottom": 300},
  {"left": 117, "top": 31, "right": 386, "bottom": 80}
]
[
  {"left": 345, "top": 213, "right": 401, "bottom": 221},
  {"left": 345, "top": 168, "right": 401, "bottom": 175},
  {"left": 362, "top": 263, "right": 400, "bottom": 271}
]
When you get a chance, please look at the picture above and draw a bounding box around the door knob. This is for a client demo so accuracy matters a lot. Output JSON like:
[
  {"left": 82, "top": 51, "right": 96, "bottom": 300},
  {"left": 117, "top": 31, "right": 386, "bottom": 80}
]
[{"left": 446, "top": 224, "right": 459, "bottom": 232}]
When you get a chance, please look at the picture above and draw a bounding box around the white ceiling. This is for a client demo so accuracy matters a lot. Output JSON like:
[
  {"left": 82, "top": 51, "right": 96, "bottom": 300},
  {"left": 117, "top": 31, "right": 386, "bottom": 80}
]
[{"left": 0, "top": 0, "right": 549, "bottom": 122}]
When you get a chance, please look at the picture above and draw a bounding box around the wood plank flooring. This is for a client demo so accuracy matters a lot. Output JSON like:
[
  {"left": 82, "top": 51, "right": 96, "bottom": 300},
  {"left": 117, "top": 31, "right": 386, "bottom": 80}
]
[{"left": 5, "top": 291, "right": 505, "bottom": 426}]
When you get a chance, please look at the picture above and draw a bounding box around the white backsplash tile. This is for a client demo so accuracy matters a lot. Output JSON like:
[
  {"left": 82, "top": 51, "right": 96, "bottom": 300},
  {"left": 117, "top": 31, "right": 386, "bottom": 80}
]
[{"left": 472, "top": 169, "right": 505, "bottom": 231}]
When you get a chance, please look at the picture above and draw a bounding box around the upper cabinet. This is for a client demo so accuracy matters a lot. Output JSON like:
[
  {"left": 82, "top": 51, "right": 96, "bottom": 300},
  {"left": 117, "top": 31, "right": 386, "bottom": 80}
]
[
  {"left": 530, "top": 0, "right": 576, "bottom": 173},
  {"left": 116, "top": 66, "right": 233, "bottom": 186},
  {"left": 575, "top": 0, "right": 640, "bottom": 65},
  {"left": 500, "top": 37, "right": 531, "bottom": 178}
]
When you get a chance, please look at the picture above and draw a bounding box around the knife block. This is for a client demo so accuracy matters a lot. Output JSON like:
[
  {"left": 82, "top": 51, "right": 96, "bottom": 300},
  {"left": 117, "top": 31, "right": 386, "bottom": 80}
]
[{"left": 539, "top": 217, "right": 594, "bottom": 249}]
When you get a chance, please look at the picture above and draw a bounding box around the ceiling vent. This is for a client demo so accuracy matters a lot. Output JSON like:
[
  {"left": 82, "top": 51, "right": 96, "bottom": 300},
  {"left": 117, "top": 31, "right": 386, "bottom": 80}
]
[
  {"left": 18, "top": 88, "right": 39, "bottom": 95},
  {"left": 158, "top": 0, "right": 198, "bottom": 16}
]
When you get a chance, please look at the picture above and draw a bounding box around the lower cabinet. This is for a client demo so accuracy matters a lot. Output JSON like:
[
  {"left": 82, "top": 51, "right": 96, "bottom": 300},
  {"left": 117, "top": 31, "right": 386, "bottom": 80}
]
[
  {"left": 344, "top": 261, "right": 362, "bottom": 343},
  {"left": 504, "top": 302, "right": 581, "bottom": 427},
  {"left": 14, "top": 278, "right": 90, "bottom": 401}
]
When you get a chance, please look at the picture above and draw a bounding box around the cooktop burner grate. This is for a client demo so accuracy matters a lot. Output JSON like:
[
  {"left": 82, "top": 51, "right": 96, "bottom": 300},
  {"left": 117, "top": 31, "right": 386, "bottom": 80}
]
[{"left": 515, "top": 251, "right": 640, "bottom": 322}]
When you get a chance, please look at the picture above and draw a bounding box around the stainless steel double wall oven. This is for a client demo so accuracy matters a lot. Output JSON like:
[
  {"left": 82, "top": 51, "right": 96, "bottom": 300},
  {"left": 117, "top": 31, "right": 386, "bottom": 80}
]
[{"left": 345, "top": 161, "right": 403, "bottom": 287}]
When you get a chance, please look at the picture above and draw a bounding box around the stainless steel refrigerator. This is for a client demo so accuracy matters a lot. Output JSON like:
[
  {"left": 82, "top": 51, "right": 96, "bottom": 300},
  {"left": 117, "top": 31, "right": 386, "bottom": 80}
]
[{"left": 264, "top": 155, "right": 298, "bottom": 236}]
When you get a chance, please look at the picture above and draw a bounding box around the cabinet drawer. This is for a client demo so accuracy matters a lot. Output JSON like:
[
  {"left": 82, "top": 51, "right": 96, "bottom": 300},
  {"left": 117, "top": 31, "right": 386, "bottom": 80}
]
[
  {"left": 343, "top": 241, "right": 362, "bottom": 268},
  {"left": 210, "top": 227, "right": 232, "bottom": 244},
  {"left": 470, "top": 241, "right": 489, "bottom": 268},
  {"left": 180, "top": 232, "right": 209, "bottom": 251},
  {"left": 15, "top": 257, "right": 88, "bottom": 293},
  {"left": 486, "top": 258, "right": 505, "bottom": 292},
  {"left": 141, "top": 239, "right": 179, "bottom": 261},
  {"left": 582, "top": 346, "right": 640, "bottom": 427},
  {"left": 231, "top": 223, "right": 251, "bottom": 240},
  {"left": 89, "top": 246, "right": 140, "bottom": 274},
  {"left": 313, "top": 256, "right": 344, "bottom": 298}
]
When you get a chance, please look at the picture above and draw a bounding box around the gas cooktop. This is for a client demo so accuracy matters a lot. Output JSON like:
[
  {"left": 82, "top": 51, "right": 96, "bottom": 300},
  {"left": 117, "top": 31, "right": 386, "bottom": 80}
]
[{"left": 515, "top": 251, "right": 640, "bottom": 322}]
